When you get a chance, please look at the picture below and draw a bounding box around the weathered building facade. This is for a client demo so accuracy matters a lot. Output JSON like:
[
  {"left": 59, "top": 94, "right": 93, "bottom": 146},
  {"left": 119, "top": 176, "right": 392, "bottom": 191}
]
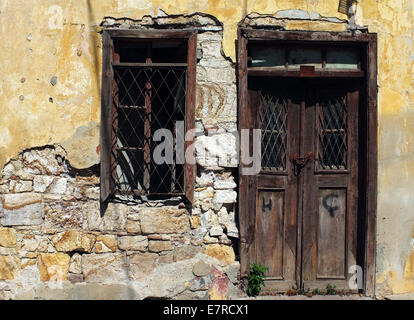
[{"left": 0, "top": 0, "right": 413, "bottom": 299}]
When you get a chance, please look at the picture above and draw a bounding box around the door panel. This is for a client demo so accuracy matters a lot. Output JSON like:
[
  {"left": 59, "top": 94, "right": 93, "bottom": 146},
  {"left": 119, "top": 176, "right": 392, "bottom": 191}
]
[
  {"left": 316, "top": 188, "right": 347, "bottom": 279},
  {"left": 245, "top": 78, "right": 360, "bottom": 293},
  {"left": 256, "top": 190, "right": 284, "bottom": 279},
  {"left": 248, "top": 79, "right": 301, "bottom": 292},
  {"left": 302, "top": 85, "right": 359, "bottom": 291}
]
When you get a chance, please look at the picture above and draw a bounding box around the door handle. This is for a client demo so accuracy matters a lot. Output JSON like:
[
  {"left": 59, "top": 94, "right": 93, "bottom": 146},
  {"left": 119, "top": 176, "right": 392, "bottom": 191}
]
[{"left": 290, "top": 152, "right": 314, "bottom": 176}]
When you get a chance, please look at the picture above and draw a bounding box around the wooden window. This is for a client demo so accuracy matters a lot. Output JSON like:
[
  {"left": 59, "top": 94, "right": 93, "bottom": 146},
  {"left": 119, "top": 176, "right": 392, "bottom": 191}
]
[
  {"left": 247, "top": 41, "right": 363, "bottom": 77},
  {"left": 101, "top": 30, "right": 196, "bottom": 203}
]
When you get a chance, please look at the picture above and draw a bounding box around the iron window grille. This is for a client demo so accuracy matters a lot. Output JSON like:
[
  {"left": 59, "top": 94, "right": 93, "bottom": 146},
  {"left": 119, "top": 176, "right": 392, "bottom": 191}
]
[
  {"left": 317, "top": 94, "right": 348, "bottom": 170},
  {"left": 101, "top": 30, "right": 197, "bottom": 203},
  {"left": 260, "top": 92, "right": 288, "bottom": 171}
]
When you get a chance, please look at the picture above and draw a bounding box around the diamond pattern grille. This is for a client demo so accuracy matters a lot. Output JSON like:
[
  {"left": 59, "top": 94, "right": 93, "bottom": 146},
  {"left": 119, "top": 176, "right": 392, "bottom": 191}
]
[
  {"left": 111, "top": 66, "right": 186, "bottom": 195},
  {"left": 260, "top": 93, "right": 288, "bottom": 171},
  {"left": 318, "top": 95, "right": 348, "bottom": 170}
]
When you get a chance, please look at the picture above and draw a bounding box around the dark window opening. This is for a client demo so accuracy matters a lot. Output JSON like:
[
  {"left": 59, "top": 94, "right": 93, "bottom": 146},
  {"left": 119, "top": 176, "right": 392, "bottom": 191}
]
[
  {"left": 247, "top": 42, "right": 362, "bottom": 71},
  {"left": 101, "top": 32, "right": 196, "bottom": 202}
]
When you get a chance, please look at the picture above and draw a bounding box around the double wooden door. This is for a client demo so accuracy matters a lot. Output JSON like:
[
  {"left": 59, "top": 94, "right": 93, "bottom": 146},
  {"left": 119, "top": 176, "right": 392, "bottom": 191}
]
[{"left": 244, "top": 78, "right": 360, "bottom": 292}]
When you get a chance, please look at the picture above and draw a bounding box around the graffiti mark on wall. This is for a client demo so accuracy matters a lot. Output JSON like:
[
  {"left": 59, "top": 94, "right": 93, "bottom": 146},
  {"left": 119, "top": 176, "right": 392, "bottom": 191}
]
[
  {"left": 262, "top": 197, "right": 272, "bottom": 212},
  {"left": 322, "top": 193, "right": 339, "bottom": 217}
]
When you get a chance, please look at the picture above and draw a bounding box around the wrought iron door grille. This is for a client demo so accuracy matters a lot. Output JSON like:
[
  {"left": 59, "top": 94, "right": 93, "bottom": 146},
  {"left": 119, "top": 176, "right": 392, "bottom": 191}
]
[
  {"left": 111, "top": 66, "right": 187, "bottom": 196},
  {"left": 260, "top": 93, "right": 288, "bottom": 171},
  {"left": 318, "top": 95, "right": 348, "bottom": 170}
]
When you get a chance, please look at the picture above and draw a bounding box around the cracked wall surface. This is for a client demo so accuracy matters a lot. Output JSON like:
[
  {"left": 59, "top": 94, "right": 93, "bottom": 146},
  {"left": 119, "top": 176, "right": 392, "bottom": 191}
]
[{"left": 0, "top": 0, "right": 413, "bottom": 298}]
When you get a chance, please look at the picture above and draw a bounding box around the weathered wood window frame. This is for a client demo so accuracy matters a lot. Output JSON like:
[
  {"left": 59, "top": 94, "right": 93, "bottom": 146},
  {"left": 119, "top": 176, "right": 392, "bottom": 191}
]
[
  {"left": 101, "top": 29, "right": 197, "bottom": 203},
  {"left": 238, "top": 29, "right": 377, "bottom": 295}
]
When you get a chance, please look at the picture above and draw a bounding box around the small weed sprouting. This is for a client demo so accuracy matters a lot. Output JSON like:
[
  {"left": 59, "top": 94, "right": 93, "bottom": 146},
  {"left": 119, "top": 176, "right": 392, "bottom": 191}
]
[
  {"left": 287, "top": 285, "right": 337, "bottom": 297},
  {"left": 326, "top": 284, "right": 337, "bottom": 295},
  {"left": 287, "top": 285, "right": 312, "bottom": 297},
  {"left": 312, "top": 288, "right": 323, "bottom": 296},
  {"left": 247, "top": 263, "right": 269, "bottom": 297}
]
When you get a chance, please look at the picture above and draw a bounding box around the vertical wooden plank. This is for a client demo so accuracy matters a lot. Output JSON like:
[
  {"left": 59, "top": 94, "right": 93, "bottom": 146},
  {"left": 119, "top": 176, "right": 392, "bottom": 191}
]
[
  {"left": 246, "top": 90, "right": 259, "bottom": 271},
  {"left": 237, "top": 30, "right": 250, "bottom": 277},
  {"left": 301, "top": 95, "right": 315, "bottom": 284},
  {"left": 347, "top": 88, "right": 359, "bottom": 286},
  {"left": 185, "top": 32, "right": 197, "bottom": 203},
  {"left": 286, "top": 93, "right": 301, "bottom": 286},
  {"left": 365, "top": 35, "right": 378, "bottom": 297},
  {"left": 100, "top": 31, "right": 114, "bottom": 203},
  {"left": 144, "top": 44, "right": 152, "bottom": 192},
  {"left": 256, "top": 190, "right": 284, "bottom": 278}
]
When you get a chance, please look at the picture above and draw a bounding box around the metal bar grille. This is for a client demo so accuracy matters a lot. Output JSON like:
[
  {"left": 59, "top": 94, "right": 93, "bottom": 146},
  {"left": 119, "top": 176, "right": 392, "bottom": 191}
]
[
  {"left": 111, "top": 65, "right": 186, "bottom": 196},
  {"left": 338, "top": 0, "right": 354, "bottom": 15},
  {"left": 260, "top": 93, "right": 288, "bottom": 171},
  {"left": 318, "top": 95, "right": 348, "bottom": 170}
]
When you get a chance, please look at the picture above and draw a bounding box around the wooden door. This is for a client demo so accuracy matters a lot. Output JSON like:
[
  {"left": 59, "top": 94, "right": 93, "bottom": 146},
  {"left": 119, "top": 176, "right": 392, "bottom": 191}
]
[
  {"left": 246, "top": 79, "right": 303, "bottom": 292},
  {"left": 301, "top": 82, "right": 359, "bottom": 291},
  {"left": 244, "top": 78, "right": 360, "bottom": 293}
]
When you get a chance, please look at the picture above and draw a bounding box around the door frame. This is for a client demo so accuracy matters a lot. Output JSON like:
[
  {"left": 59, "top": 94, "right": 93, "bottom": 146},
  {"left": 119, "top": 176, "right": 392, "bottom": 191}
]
[{"left": 237, "top": 28, "right": 378, "bottom": 296}]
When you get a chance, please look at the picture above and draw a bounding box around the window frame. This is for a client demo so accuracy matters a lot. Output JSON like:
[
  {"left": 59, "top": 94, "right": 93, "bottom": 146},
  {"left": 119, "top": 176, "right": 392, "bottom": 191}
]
[{"left": 100, "top": 29, "right": 197, "bottom": 203}]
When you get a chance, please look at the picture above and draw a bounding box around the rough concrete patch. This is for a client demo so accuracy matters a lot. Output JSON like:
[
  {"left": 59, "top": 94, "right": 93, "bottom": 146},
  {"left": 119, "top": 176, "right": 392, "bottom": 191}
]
[
  {"left": 60, "top": 122, "right": 100, "bottom": 169},
  {"left": 33, "top": 283, "right": 139, "bottom": 300}
]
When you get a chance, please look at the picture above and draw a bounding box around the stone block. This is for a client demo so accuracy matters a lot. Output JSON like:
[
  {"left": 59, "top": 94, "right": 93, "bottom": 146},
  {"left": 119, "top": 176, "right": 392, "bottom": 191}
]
[
  {"left": 224, "top": 261, "right": 240, "bottom": 284},
  {"left": 22, "top": 148, "right": 63, "bottom": 175},
  {"left": 210, "top": 226, "right": 224, "bottom": 237},
  {"left": 95, "top": 235, "right": 117, "bottom": 253},
  {"left": 82, "top": 253, "right": 128, "bottom": 283},
  {"left": 173, "top": 245, "right": 203, "bottom": 262},
  {"left": 213, "top": 177, "right": 237, "bottom": 190},
  {"left": 148, "top": 240, "right": 172, "bottom": 253},
  {"left": 44, "top": 201, "right": 83, "bottom": 229},
  {"left": 195, "top": 84, "right": 237, "bottom": 126},
  {"left": 20, "top": 233, "right": 50, "bottom": 252},
  {"left": 125, "top": 220, "right": 141, "bottom": 234},
  {"left": 84, "top": 202, "right": 127, "bottom": 232},
  {"left": 194, "top": 133, "right": 238, "bottom": 168},
  {"left": 0, "top": 228, "right": 17, "bottom": 247},
  {"left": 9, "top": 180, "right": 33, "bottom": 193},
  {"left": 205, "top": 244, "right": 235, "bottom": 265},
  {"left": 68, "top": 273, "right": 84, "bottom": 284},
  {"left": 33, "top": 176, "right": 67, "bottom": 194},
  {"left": 51, "top": 231, "right": 96, "bottom": 253},
  {"left": 195, "top": 172, "right": 215, "bottom": 187},
  {"left": 214, "top": 190, "right": 237, "bottom": 204},
  {"left": 1, "top": 193, "right": 43, "bottom": 226},
  {"left": 0, "top": 256, "right": 20, "bottom": 280},
  {"left": 118, "top": 235, "right": 148, "bottom": 251},
  {"left": 140, "top": 207, "right": 189, "bottom": 234},
  {"left": 38, "top": 253, "right": 70, "bottom": 282},
  {"left": 69, "top": 253, "right": 82, "bottom": 273},
  {"left": 190, "top": 216, "right": 201, "bottom": 229},
  {"left": 192, "top": 260, "right": 211, "bottom": 277},
  {"left": 194, "top": 187, "right": 214, "bottom": 202},
  {"left": 128, "top": 252, "right": 158, "bottom": 280}
]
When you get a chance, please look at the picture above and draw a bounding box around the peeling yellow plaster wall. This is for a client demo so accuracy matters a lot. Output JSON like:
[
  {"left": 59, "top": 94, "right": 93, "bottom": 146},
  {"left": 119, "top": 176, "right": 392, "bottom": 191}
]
[{"left": 0, "top": 0, "right": 414, "bottom": 296}]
